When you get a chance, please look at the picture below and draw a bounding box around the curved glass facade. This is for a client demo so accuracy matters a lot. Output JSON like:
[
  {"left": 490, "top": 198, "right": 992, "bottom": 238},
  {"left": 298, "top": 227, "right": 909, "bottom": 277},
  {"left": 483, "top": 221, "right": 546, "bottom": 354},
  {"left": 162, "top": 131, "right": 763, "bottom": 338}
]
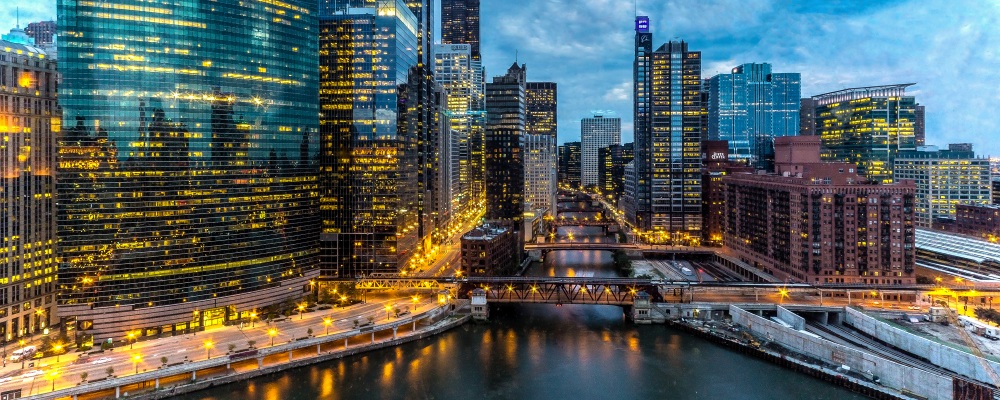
[{"left": 56, "top": 0, "right": 319, "bottom": 334}]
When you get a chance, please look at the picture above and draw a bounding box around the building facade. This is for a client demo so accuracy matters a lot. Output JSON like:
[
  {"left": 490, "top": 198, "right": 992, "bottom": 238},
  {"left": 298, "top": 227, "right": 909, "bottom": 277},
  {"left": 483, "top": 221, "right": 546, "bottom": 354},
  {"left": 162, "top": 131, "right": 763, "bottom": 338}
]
[
  {"left": 993, "top": 178, "right": 1000, "bottom": 205},
  {"left": 813, "top": 84, "right": 918, "bottom": 184},
  {"left": 799, "top": 98, "right": 816, "bottom": 137},
  {"left": 598, "top": 143, "right": 634, "bottom": 202},
  {"left": 485, "top": 62, "right": 527, "bottom": 226},
  {"left": 24, "top": 21, "right": 56, "bottom": 45},
  {"left": 58, "top": 0, "right": 320, "bottom": 339},
  {"left": 460, "top": 224, "right": 516, "bottom": 276},
  {"left": 525, "top": 82, "right": 557, "bottom": 214},
  {"left": 894, "top": 144, "right": 992, "bottom": 227},
  {"left": 1, "top": 35, "right": 59, "bottom": 342},
  {"left": 724, "top": 137, "right": 916, "bottom": 285},
  {"left": 434, "top": 44, "right": 482, "bottom": 216},
  {"left": 707, "top": 63, "right": 800, "bottom": 168},
  {"left": 955, "top": 204, "right": 1000, "bottom": 242},
  {"left": 580, "top": 114, "right": 620, "bottom": 188},
  {"left": 558, "top": 141, "right": 581, "bottom": 189},
  {"left": 319, "top": 0, "right": 419, "bottom": 279},
  {"left": 441, "top": 0, "right": 480, "bottom": 60},
  {"left": 700, "top": 140, "right": 752, "bottom": 246},
  {"left": 627, "top": 16, "right": 654, "bottom": 230}
]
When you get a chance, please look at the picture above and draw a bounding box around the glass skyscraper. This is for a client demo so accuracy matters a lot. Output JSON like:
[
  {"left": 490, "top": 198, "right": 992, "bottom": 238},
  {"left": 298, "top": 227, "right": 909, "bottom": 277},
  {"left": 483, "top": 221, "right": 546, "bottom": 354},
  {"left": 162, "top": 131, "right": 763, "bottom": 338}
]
[
  {"left": 525, "top": 82, "right": 557, "bottom": 214},
  {"left": 57, "top": 0, "right": 320, "bottom": 339},
  {"left": 707, "top": 63, "right": 800, "bottom": 168},
  {"left": 441, "top": 0, "right": 481, "bottom": 60},
  {"left": 319, "top": 0, "right": 419, "bottom": 278},
  {"left": 813, "top": 84, "right": 918, "bottom": 184}
]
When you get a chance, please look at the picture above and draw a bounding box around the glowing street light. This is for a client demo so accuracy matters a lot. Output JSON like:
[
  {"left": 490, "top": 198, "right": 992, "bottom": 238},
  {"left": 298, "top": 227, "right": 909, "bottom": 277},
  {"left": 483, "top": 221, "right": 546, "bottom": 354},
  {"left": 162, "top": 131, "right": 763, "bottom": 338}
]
[
  {"left": 323, "top": 318, "right": 333, "bottom": 335},
  {"left": 132, "top": 354, "right": 142, "bottom": 374},
  {"left": 298, "top": 304, "right": 306, "bottom": 320},
  {"left": 385, "top": 305, "right": 393, "bottom": 320},
  {"left": 204, "top": 341, "right": 214, "bottom": 360},
  {"left": 47, "top": 370, "right": 58, "bottom": 392},
  {"left": 53, "top": 343, "right": 63, "bottom": 362},
  {"left": 250, "top": 311, "right": 258, "bottom": 328},
  {"left": 127, "top": 331, "right": 136, "bottom": 349},
  {"left": 268, "top": 328, "right": 278, "bottom": 347}
]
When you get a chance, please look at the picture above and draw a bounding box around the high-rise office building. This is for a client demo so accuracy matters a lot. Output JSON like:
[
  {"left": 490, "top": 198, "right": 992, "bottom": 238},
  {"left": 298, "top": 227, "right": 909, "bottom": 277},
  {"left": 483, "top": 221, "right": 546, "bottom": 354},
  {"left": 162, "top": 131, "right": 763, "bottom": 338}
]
[
  {"left": 524, "top": 82, "right": 557, "bottom": 214},
  {"left": 319, "top": 0, "right": 420, "bottom": 279},
  {"left": 598, "top": 143, "right": 634, "bottom": 202},
  {"left": 558, "top": 142, "right": 582, "bottom": 189},
  {"left": 724, "top": 137, "right": 916, "bottom": 285},
  {"left": 894, "top": 144, "right": 992, "bottom": 227},
  {"left": 993, "top": 178, "right": 1000, "bottom": 205},
  {"left": 707, "top": 63, "right": 800, "bottom": 168},
  {"left": 441, "top": 0, "right": 481, "bottom": 60},
  {"left": 434, "top": 44, "right": 475, "bottom": 214},
  {"left": 581, "top": 114, "right": 621, "bottom": 188},
  {"left": 799, "top": 98, "right": 817, "bottom": 136},
  {"left": 914, "top": 105, "right": 926, "bottom": 147},
  {"left": 1, "top": 34, "right": 59, "bottom": 341},
  {"left": 24, "top": 21, "right": 56, "bottom": 45},
  {"left": 625, "top": 18, "right": 703, "bottom": 240},
  {"left": 813, "top": 84, "right": 918, "bottom": 184},
  {"left": 485, "top": 62, "right": 527, "bottom": 225},
  {"left": 58, "top": 0, "right": 320, "bottom": 338}
]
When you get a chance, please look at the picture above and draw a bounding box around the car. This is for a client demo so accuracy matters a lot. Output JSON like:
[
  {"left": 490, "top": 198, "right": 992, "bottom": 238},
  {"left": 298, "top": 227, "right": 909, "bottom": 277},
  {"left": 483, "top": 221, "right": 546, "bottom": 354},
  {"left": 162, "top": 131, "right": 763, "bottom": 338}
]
[
  {"left": 22, "top": 369, "right": 44, "bottom": 378},
  {"left": 91, "top": 357, "right": 112, "bottom": 365},
  {"left": 908, "top": 305, "right": 920, "bottom": 310}
]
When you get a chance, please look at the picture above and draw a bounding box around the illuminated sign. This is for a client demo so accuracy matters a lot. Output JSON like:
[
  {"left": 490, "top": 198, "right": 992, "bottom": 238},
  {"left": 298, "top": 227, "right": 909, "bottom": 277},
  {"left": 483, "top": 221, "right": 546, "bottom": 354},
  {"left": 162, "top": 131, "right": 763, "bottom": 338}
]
[{"left": 635, "top": 16, "right": 649, "bottom": 32}]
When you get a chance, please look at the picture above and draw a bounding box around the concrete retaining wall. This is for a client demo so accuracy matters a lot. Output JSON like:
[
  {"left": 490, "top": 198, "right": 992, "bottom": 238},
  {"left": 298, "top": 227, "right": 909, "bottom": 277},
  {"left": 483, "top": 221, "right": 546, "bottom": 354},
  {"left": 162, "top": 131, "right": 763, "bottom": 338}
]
[
  {"left": 731, "top": 306, "right": 952, "bottom": 400},
  {"left": 776, "top": 306, "right": 806, "bottom": 330},
  {"left": 844, "top": 307, "right": 1000, "bottom": 384}
]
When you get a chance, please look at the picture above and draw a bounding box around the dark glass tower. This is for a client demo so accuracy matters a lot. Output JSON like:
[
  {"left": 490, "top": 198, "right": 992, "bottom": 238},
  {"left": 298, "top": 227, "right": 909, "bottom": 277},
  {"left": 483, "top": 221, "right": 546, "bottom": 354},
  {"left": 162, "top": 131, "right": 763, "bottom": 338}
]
[
  {"left": 625, "top": 16, "right": 653, "bottom": 230},
  {"left": 57, "top": 0, "right": 320, "bottom": 338},
  {"left": 319, "top": 0, "right": 419, "bottom": 278},
  {"left": 485, "top": 63, "right": 527, "bottom": 224},
  {"left": 441, "top": 0, "right": 481, "bottom": 60}
]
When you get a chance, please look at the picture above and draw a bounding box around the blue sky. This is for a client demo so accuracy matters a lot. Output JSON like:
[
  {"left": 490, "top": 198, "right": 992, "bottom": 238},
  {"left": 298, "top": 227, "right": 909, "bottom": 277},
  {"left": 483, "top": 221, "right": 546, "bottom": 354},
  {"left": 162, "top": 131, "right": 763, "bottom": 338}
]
[{"left": 5, "top": 0, "right": 999, "bottom": 156}]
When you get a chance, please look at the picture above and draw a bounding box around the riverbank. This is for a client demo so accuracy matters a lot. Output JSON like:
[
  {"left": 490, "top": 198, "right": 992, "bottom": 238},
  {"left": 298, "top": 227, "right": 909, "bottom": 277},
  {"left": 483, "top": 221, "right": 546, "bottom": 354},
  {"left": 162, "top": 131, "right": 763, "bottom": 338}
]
[{"left": 667, "top": 319, "right": 908, "bottom": 400}]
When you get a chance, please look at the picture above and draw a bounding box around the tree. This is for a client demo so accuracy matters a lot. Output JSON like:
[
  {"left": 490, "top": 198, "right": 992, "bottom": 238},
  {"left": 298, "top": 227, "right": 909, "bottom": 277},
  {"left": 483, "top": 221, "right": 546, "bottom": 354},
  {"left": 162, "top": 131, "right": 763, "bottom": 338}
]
[
  {"left": 307, "top": 328, "right": 313, "bottom": 337},
  {"left": 105, "top": 367, "right": 114, "bottom": 378},
  {"left": 366, "top": 315, "right": 374, "bottom": 325},
  {"left": 228, "top": 344, "right": 237, "bottom": 353},
  {"left": 247, "top": 340, "right": 256, "bottom": 349},
  {"left": 80, "top": 372, "right": 88, "bottom": 383},
  {"left": 160, "top": 356, "right": 168, "bottom": 367},
  {"left": 353, "top": 319, "right": 360, "bottom": 328}
]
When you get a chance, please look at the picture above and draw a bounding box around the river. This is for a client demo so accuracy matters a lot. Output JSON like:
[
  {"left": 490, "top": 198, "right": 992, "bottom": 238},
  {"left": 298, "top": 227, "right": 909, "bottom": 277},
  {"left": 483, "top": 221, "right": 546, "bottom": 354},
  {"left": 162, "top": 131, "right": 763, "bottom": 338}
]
[{"left": 179, "top": 209, "right": 866, "bottom": 400}]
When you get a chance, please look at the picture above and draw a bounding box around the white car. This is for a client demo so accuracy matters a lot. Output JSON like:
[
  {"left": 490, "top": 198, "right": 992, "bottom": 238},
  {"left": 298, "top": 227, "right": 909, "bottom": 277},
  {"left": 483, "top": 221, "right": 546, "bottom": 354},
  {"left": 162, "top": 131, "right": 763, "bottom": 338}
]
[
  {"left": 91, "top": 357, "right": 112, "bottom": 365},
  {"left": 22, "top": 369, "right": 44, "bottom": 378}
]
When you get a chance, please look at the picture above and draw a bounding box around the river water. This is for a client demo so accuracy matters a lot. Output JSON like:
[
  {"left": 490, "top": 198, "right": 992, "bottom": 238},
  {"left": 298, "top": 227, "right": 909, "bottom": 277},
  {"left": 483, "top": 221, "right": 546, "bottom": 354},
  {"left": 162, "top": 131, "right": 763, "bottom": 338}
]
[{"left": 180, "top": 209, "right": 865, "bottom": 400}]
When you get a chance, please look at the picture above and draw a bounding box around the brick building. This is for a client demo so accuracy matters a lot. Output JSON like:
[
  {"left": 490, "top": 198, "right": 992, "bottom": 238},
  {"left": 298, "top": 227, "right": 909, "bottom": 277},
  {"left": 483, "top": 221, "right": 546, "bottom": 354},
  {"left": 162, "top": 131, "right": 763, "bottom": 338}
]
[
  {"left": 460, "top": 224, "right": 517, "bottom": 276},
  {"left": 955, "top": 204, "right": 1000, "bottom": 242},
  {"left": 724, "top": 137, "right": 916, "bottom": 285},
  {"left": 701, "top": 140, "right": 751, "bottom": 245}
]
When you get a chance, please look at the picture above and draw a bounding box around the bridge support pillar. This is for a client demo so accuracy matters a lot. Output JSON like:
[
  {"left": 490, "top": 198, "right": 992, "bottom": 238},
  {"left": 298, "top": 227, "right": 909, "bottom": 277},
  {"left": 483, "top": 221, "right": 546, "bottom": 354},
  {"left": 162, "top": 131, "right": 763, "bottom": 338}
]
[
  {"left": 344, "top": 338, "right": 349, "bottom": 348},
  {"left": 192, "top": 370, "right": 197, "bottom": 381},
  {"left": 317, "top": 344, "right": 321, "bottom": 355},
  {"left": 155, "top": 378, "right": 160, "bottom": 389},
  {"left": 115, "top": 386, "right": 120, "bottom": 399},
  {"left": 393, "top": 327, "right": 398, "bottom": 340},
  {"left": 412, "top": 321, "right": 416, "bottom": 331},
  {"left": 370, "top": 332, "right": 375, "bottom": 344},
  {"left": 257, "top": 357, "right": 263, "bottom": 368},
  {"left": 288, "top": 350, "right": 293, "bottom": 362}
]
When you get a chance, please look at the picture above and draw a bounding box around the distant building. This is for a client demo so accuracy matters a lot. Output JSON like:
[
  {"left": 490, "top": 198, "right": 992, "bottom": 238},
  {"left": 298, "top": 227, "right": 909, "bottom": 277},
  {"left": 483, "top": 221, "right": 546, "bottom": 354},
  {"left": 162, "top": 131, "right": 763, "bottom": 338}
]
[
  {"left": 894, "top": 144, "right": 992, "bottom": 227},
  {"left": 813, "top": 84, "right": 919, "bottom": 184},
  {"left": 724, "top": 136, "right": 916, "bottom": 285},
  {"left": 461, "top": 224, "right": 517, "bottom": 276},
  {"left": 799, "top": 98, "right": 817, "bottom": 136},
  {"left": 581, "top": 114, "right": 621, "bottom": 188},
  {"left": 1, "top": 34, "right": 59, "bottom": 340},
  {"left": 441, "top": 0, "right": 480, "bottom": 60},
  {"left": 955, "top": 204, "right": 1000, "bottom": 242},
  {"left": 485, "top": 62, "right": 527, "bottom": 225},
  {"left": 525, "top": 82, "right": 557, "bottom": 214},
  {"left": 558, "top": 141, "right": 582, "bottom": 189},
  {"left": 707, "top": 63, "right": 800, "bottom": 168},
  {"left": 993, "top": 178, "right": 1000, "bottom": 205},
  {"left": 700, "top": 140, "right": 752, "bottom": 245},
  {"left": 598, "top": 143, "right": 633, "bottom": 202},
  {"left": 914, "top": 105, "right": 926, "bottom": 147},
  {"left": 24, "top": 21, "right": 56, "bottom": 45}
]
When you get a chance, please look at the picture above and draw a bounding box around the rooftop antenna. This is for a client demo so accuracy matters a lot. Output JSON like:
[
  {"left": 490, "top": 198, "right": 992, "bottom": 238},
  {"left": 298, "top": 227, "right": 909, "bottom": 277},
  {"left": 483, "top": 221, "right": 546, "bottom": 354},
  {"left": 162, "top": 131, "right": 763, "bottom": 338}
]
[
  {"left": 16, "top": 7, "right": 20, "bottom": 28},
  {"left": 515, "top": 49, "right": 518, "bottom": 64}
]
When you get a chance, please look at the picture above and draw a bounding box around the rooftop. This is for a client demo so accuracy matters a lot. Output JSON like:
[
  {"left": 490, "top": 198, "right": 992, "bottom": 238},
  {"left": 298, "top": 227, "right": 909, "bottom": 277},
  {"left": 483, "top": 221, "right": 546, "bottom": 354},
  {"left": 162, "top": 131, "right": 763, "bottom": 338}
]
[
  {"left": 916, "top": 228, "right": 1000, "bottom": 265},
  {"left": 812, "top": 83, "right": 915, "bottom": 105}
]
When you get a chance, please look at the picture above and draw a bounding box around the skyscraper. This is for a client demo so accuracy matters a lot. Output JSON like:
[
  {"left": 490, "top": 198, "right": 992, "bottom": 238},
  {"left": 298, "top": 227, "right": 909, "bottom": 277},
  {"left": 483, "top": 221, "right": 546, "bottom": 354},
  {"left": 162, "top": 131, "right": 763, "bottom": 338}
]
[
  {"left": 485, "top": 62, "right": 527, "bottom": 225},
  {"left": 598, "top": 143, "right": 633, "bottom": 202},
  {"left": 799, "top": 98, "right": 817, "bottom": 136},
  {"left": 24, "top": 21, "right": 56, "bottom": 45},
  {"left": 894, "top": 144, "right": 992, "bottom": 227},
  {"left": 58, "top": 0, "right": 320, "bottom": 338},
  {"left": 707, "top": 63, "right": 800, "bottom": 168},
  {"left": 434, "top": 44, "right": 476, "bottom": 215},
  {"left": 441, "top": 0, "right": 481, "bottom": 60},
  {"left": 525, "top": 82, "right": 558, "bottom": 214},
  {"left": 558, "top": 142, "right": 582, "bottom": 189},
  {"left": 914, "top": 105, "right": 926, "bottom": 147},
  {"left": 319, "top": 0, "right": 420, "bottom": 278},
  {"left": 813, "top": 84, "right": 918, "bottom": 184},
  {"left": 1, "top": 34, "right": 58, "bottom": 341},
  {"left": 581, "top": 114, "right": 621, "bottom": 187},
  {"left": 626, "top": 16, "right": 653, "bottom": 230}
]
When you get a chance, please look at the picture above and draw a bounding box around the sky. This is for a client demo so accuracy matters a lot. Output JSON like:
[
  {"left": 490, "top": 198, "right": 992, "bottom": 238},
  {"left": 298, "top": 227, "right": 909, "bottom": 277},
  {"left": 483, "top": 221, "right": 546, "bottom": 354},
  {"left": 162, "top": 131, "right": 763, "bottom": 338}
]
[{"left": 4, "top": 0, "right": 999, "bottom": 156}]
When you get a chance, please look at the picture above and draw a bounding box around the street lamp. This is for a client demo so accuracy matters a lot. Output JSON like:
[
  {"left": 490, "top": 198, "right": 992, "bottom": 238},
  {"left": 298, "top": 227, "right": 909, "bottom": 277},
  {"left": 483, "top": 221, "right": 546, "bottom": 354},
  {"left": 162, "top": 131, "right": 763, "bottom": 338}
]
[
  {"left": 53, "top": 343, "right": 63, "bottom": 362},
  {"left": 385, "top": 305, "right": 393, "bottom": 320},
  {"left": 323, "top": 318, "right": 332, "bottom": 336},
  {"left": 268, "top": 328, "right": 278, "bottom": 347},
  {"left": 298, "top": 304, "right": 306, "bottom": 320},
  {"left": 204, "top": 341, "right": 213, "bottom": 360},
  {"left": 250, "top": 311, "right": 257, "bottom": 328},
  {"left": 18, "top": 339, "right": 26, "bottom": 369},
  {"left": 47, "top": 370, "right": 58, "bottom": 392},
  {"left": 127, "top": 331, "right": 136, "bottom": 349},
  {"left": 132, "top": 354, "right": 142, "bottom": 374}
]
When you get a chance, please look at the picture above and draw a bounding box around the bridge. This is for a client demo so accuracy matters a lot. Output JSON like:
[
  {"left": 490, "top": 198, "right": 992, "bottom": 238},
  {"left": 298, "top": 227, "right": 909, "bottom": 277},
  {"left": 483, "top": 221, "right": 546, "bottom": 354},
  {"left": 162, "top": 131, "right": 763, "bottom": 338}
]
[
  {"left": 458, "top": 276, "right": 662, "bottom": 305},
  {"left": 549, "top": 218, "right": 615, "bottom": 228},
  {"left": 524, "top": 242, "right": 639, "bottom": 251}
]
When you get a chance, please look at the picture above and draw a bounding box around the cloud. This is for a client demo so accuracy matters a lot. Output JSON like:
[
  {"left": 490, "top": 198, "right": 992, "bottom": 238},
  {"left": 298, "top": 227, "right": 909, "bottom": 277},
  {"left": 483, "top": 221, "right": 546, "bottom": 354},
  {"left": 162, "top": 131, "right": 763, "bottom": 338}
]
[{"left": 480, "top": 0, "right": 1000, "bottom": 157}]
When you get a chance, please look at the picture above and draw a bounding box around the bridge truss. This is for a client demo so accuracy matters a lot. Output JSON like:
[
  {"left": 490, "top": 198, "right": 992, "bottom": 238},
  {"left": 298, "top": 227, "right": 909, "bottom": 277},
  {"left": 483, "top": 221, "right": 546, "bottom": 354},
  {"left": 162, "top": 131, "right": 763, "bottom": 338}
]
[
  {"left": 356, "top": 273, "right": 447, "bottom": 291},
  {"left": 459, "top": 277, "right": 663, "bottom": 305}
]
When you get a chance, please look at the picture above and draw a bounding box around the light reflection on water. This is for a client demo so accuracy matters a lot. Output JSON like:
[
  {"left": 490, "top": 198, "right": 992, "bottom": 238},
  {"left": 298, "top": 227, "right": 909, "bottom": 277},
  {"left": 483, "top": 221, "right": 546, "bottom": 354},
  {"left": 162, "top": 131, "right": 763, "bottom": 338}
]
[{"left": 178, "top": 213, "right": 865, "bottom": 400}]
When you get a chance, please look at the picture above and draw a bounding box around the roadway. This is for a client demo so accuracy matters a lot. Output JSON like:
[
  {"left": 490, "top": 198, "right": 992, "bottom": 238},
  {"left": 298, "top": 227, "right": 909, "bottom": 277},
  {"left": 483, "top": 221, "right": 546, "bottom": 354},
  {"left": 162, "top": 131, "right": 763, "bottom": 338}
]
[{"left": 0, "top": 295, "right": 439, "bottom": 397}]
